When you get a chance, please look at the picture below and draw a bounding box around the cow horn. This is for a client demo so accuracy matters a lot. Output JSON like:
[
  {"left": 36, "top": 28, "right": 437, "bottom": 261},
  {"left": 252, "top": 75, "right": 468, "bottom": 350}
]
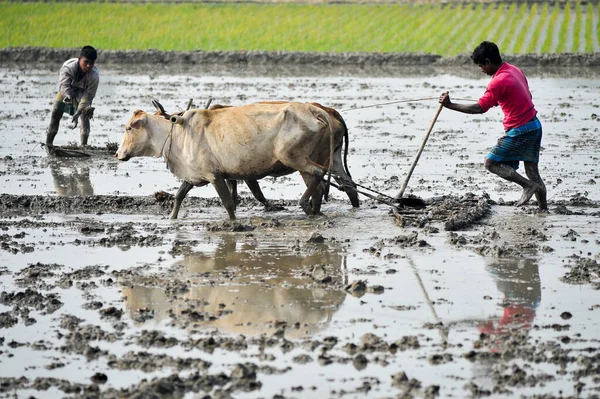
[
  {"left": 170, "top": 115, "right": 184, "bottom": 125},
  {"left": 152, "top": 99, "right": 166, "bottom": 113}
]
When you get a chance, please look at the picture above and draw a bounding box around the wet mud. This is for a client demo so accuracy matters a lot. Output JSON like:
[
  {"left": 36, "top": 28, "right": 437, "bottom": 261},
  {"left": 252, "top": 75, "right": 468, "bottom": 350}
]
[{"left": 0, "top": 54, "right": 600, "bottom": 398}]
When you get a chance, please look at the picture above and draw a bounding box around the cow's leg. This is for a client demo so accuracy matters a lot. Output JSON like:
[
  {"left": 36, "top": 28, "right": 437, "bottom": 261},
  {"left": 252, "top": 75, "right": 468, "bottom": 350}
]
[
  {"left": 280, "top": 157, "right": 327, "bottom": 216},
  {"left": 310, "top": 180, "right": 325, "bottom": 215},
  {"left": 331, "top": 151, "right": 360, "bottom": 208},
  {"left": 332, "top": 176, "right": 360, "bottom": 208},
  {"left": 171, "top": 181, "right": 195, "bottom": 219},
  {"left": 299, "top": 172, "right": 324, "bottom": 216},
  {"left": 213, "top": 176, "right": 236, "bottom": 220},
  {"left": 244, "top": 179, "right": 284, "bottom": 211},
  {"left": 226, "top": 179, "right": 238, "bottom": 210}
]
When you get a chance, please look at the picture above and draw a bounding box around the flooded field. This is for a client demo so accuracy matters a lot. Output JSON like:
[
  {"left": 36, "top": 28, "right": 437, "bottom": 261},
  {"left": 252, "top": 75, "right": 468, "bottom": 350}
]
[{"left": 0, "top": 61, "right": 599, "bottom": 398}]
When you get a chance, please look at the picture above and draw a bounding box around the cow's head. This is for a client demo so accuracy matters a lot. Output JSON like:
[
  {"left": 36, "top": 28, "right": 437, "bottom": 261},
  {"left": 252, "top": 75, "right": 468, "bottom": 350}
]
[{"left": 115, "top": 110, "right": 155, "bottom": 161}]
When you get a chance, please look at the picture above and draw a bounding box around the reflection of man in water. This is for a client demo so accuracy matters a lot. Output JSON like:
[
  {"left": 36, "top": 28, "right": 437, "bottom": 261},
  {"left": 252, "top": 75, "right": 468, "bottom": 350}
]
[
  {"left": 49, "top": 159, "right": 94, "bottom": 196},
  {"left": 479, "top": 258, "right": 541, "bottom": 350}
]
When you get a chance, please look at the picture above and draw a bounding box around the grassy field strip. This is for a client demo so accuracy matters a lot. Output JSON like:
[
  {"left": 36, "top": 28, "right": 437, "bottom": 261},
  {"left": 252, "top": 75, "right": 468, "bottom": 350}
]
[
  {"left": 556, "top": 2, "right": 571, "bottom": 53},
  {"left": 585, "top": 2, "right": 593, "bottom": 52},
  {"left": 393, "top": 4, "right": 432, "bottom": 52},
  {"left": 591, "top": 2, "right": 600, "bottom": 51},
  {"left": 494, "top": 3, "right": 520, "bottom": 52},
  {"left": 450, "top": 3, "right": 488, "bottom": 54},
  {"left": 530, "top": 3, "right": 550, "bottom": 53},
  {"left": 482, "top": 4, "right": 509, "bottom": 52},
  {"left": 541, "top": 4, "right": 560, "bottom": 53},
  {"left": 573, "top": 1, "right": 582, "bottom": 52},
  {"left": 440, "top": 3, "right": 482, "bottom": 55},
  {"left": 507, "top": 3, "right": 535, "bottom": 54},
  {"left": 522, "top": 4, "right": 548, "bottom": 53},
  {"left": 353, "top": 5, "right": 403, "bottom": 53},
  {"left": 1, "top": 2, "right": 599, "bottom": 55},
  {"left": 421, "top": 4, "right": 464, "bottom": 54},
  {"left": 405, "top": 4, "right": 438, "bottom": 53},
  {"left": 514, "top": 3, "right": 539, "bottom": 54}
]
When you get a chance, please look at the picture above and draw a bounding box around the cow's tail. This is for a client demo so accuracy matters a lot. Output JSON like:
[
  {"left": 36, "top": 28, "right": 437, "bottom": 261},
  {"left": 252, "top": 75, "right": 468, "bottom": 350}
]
[
  {"left": 317, "top": 109, "right": 335, "bottom": 203},
  {"left": 332, "top": 109, "right": 352, "bottom": 181}
]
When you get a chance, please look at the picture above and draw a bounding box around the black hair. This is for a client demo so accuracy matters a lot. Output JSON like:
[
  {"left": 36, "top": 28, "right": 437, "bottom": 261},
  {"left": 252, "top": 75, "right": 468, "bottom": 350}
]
[
  {"left": 470, "top": 41, "right": 502, "bottom": 65},
  {"left": 80, "top": 45, "right": 97, "bottom": 62}
]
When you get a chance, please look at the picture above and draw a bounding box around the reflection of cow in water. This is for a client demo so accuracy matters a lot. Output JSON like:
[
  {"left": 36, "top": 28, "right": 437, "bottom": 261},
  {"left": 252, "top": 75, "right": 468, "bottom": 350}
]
[
  {"left": 121, "top": 234, "right": 347, "bottom": 338},
  {"left": 49, "top": 158, "right": 94, "bottom": 196}
]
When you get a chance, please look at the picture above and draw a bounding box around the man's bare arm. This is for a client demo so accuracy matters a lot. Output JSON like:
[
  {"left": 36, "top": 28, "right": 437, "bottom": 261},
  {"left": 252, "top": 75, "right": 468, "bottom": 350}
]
[{"left": 439, "top": 92, "right": 484, "bottom": 114}]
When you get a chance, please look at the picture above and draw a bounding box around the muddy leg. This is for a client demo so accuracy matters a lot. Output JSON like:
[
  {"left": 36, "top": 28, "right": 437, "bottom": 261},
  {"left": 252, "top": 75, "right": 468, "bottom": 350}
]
[
  {"left": 244, "top": 179, "right": 283, "bottom": 211},
  {"left": 171, "top": 181, "right": 195, "bottom": 219},
  {"left": 310, "top": 180, "right": 325, "bottom": 215},
  {"left": 278, "top": 155, "right": 327, "bottom": 215},
  {"left": 484, "top": 158, "right": 539, "bottom": 207},
  {"left": 299, "top": 173, "right": 322, "bottom": 216},
  {"left": 226, "top": 180, "right": 238, "bottom": 210},
  {"left": 78, "top": 106, "right": 94, "bottom": 147},
  {"left": 79, "top": 115, "right": 91, "bottom": 147},
  {"left": 46, "top": 101, "right": 64, "bottom": 147},
  {"left": 213, "top": 176, "right": 236, "bottom": 220},
  {"left": 331, "top": 152, "right": 360, "bottom": 208},
  {"left": 524, "top": 162, "right": 547, "bottom": 210},
  {"left": 332, "top": 175, "right": 360, "bottom": 208}
]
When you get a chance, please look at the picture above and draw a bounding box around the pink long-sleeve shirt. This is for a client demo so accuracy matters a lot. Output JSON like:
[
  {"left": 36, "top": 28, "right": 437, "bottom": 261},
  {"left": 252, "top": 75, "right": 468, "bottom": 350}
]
[{"left": 478, "top": 62, "right": 537, "bottom": 130}]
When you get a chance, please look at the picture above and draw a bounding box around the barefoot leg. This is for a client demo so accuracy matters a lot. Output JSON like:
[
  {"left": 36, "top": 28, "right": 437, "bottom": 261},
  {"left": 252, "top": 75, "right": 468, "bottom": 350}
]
[
  {"left": 524, "top": 162, "right": 548, "bottom": 210},
  {"left": 484, "top": 158, "right": 539, "bottom": 206}
]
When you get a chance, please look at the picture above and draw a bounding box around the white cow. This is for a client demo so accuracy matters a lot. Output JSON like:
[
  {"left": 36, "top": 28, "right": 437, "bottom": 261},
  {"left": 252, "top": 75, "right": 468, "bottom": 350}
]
[{"left": 116, "top": 101, "right": 359, "bottom": 219}]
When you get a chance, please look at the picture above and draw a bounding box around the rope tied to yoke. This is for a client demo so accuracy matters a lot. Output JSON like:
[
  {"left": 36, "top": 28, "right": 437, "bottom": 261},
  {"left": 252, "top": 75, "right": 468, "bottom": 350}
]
[
  {"left": 159, "top": 123, "right": 175, "bottom": 164},
  {"left": 340, "top": 96, "right": 476, "bottom": 112}
]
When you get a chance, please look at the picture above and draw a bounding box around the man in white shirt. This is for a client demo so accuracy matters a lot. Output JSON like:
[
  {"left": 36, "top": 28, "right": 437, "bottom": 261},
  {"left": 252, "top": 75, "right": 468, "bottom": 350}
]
[{"left": 46, "top": 45, "right": 99, "bottom": 148}]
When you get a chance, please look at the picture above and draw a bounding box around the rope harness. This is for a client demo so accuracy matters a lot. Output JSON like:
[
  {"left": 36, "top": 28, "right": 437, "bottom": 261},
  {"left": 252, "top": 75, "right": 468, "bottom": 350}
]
[
  {"left": 334, "top": 96, "right": 477, "bottom": 206},
  {"left": 340, "top": 96, "right": 476, "bottom": 112},
  {"left": 158, "top": 123, "right": 175, "bottom": 164}
]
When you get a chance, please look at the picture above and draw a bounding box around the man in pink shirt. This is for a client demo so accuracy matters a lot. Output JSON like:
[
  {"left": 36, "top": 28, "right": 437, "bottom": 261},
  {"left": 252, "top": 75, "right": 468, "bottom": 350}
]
[{"left": 439, "top": 41, "right": 547, "bottom": 211}]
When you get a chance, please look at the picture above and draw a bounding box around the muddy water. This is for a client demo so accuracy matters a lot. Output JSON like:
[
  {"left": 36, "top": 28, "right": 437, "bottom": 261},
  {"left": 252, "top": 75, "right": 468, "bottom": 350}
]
[{"left": 0, "top": 63, "right": 599, "bottom": 398}]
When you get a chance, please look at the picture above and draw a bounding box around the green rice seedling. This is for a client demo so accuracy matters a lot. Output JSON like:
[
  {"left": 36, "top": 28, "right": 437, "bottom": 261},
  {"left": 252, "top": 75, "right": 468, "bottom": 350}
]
[
  {"left": 0, "top": 1, "right": 598, "bottom": 55},
  {"left": 513, "top": 3, "right": 539, "bottom": 54},
  {"left": 392, "top": 3, "right": 433, "bottom": 52},
  {"left": 420, "top": 3, "right": 466, "bottom": 55},
  {"left": 493, "top": 2, "right": 519, "bottom": 52},
  {"left": 597, "top": 1, "right": 600, "bottom": 51},
  {"left": 555, "top": 2, "right": 571, "bottom": 53},
  {"left": 437, "top": 3, "right": 479, "bottom": 55},
  {"left": 484, "top": 3, "right": 510, "bottom": 48},
  {"left": 585, "top": 2, "right": 595, "bottom": 52},
  {"left": 572, "top": 1, "right": 582, "bottom": 53},
  {"left": 403, "top": 4, "right": 439, "bottom": 53},
  {"left": 529, "top": 2, "right": 550, "bottom": 54},
  {"left": 451, "top": 2, "right": 488, "bottom": 54},
  {"left": 541, "top": 2, "right": 560, "bottom": 53}
]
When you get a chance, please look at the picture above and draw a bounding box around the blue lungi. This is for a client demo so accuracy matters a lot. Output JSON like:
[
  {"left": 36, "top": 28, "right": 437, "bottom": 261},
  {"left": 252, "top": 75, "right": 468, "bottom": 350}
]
[{"left": 487, "top": 116, "right": 542, "bottom": 170}]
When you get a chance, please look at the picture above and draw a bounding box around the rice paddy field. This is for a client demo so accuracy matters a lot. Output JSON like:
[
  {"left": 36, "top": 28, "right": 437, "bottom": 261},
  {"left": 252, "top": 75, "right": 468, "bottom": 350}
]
[{"left": 0, "top": 1, "right": 599, "bottom": 55}]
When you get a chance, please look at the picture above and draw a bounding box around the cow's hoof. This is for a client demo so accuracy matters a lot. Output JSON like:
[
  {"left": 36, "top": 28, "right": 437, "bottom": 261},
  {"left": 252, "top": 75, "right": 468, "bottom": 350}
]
[
  {"left": 300, "top": 203, "right": 314, "bottom": 216},
  {"left": 265, "top": 203, "right": 285, "bottom": 212}
]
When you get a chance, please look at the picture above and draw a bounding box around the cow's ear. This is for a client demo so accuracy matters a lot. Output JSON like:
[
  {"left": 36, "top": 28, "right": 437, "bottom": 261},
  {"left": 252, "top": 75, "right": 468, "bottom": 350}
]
[{"left": 130, "top": 115, "right": 146, "bottom": 130}]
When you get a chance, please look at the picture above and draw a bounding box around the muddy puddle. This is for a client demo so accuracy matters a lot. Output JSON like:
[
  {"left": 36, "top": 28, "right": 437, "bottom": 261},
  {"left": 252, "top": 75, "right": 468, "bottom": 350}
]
[{"left": 0, "top": 62, "right": 599, "bottom": 398}]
